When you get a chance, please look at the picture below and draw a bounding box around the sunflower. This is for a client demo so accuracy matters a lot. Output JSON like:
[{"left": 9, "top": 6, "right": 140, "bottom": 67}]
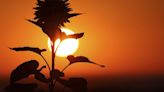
[{"left": 28, "top": 0, "right": 80, "bottom": 41}]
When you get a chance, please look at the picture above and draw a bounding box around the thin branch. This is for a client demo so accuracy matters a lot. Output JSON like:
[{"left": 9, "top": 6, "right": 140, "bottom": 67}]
[
  {"left": 61, "top": 64, "right": 70, "bottom": 72},
  {"left": 40, "top": 54, "right": 51, "bottom": 71},
  {"left": 54, "top": 41, "right": 61, "bottom": 54}
]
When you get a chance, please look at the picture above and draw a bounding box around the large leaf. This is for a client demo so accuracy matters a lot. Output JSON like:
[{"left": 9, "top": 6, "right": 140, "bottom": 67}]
[
  {"left": 10, "top": 47, "right": 46, "bottom": 55},
  {"left": 10, "top": 60, "right": 39, "bottom": 83},
  {"left": 67, "top": 55, "right": 105, "bottom": 67},
  {"left": 10, "top": 47, "right": 50, "bottom": 71},
  {"left": 57, "top": 77, "right": 88, "bottom": 92},
  {"left": 10, "top": 60, "right": 46, "bottom": 83}
]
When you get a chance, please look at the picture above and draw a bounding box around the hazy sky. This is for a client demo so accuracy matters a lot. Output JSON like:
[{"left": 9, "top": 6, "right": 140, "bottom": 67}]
[{"left": 0, "top": 0, "right": 164, "bottom": 80}]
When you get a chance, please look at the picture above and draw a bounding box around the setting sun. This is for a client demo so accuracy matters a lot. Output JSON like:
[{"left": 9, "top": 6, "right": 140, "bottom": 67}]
[{"left": 48, "top": 28, "right": 79, "bottom": 57}]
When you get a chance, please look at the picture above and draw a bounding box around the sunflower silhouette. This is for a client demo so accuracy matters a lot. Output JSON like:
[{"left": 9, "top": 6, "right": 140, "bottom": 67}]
[{"left": 7, "top": 0, "right": 105, "bottom": 92}]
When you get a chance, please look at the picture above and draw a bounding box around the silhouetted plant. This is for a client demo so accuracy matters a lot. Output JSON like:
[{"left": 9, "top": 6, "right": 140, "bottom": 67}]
[{"left": 8, "top": 0, "right": 105, "bottom": 92}]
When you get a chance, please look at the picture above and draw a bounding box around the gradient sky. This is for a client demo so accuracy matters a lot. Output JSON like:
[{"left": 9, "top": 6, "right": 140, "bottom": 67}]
[{"left": 0, "top": 0, "right": 164, "bottom": 81}]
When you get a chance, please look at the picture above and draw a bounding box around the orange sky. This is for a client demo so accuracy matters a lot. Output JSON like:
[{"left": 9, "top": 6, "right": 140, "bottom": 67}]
[{"left": 0, "top": 0, "right": 164, "bottom": 79}]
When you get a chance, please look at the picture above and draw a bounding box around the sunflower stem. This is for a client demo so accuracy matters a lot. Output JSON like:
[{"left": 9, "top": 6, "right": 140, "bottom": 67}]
[
  {"left": 49, "top": 42, "right": 55, "bottom": 92},
  {"left": 52, "top": 43, "right": 55, "bottom": 72},
  {"left": 52, "top": 41, "right": 61, "bottom": 88}
]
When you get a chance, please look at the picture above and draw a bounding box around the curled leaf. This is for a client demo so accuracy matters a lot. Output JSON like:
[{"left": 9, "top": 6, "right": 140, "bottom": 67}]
[
  {"left": 10, "top": 60, "right": 39, "bottom": 83},
  {"left": 10, "top": 47, "right": 46, "bottom": 55}
]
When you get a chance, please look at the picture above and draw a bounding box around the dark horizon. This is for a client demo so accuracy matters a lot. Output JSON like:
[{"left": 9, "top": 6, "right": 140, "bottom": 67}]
[{"left": 1, "top": 74, "right": 164, "bottom": 92}]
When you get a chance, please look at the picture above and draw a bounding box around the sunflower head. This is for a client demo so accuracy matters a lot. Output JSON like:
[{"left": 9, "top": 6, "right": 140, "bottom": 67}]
[
  {"left": 29, "top": 0, "right": 80, "bottom": 41},
  {"left": 33, "top": 0, "right": 80, "bottom": 27}
]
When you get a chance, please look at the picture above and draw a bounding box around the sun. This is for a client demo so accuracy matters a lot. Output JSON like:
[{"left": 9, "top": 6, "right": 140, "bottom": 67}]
[{"left": 48, "top": 28, "right": 79, "bottom": 57}]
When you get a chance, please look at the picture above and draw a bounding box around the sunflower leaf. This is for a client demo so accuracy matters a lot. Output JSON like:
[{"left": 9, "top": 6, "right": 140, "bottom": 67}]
[
  {"left": 60, "top": 32, "right": 84, "bottom": 41},
  {"left": 10, "top": 60, "right": 39, "bottom": 83},
  {"left": 67, "top": 55, "right": 105, "bottom": 67},
  {"left": 9, "top": 47, "right": 46, "bottom": 55}
]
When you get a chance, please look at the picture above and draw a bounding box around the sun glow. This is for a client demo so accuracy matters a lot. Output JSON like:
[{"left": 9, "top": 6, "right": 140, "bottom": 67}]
[{"left": 48, "top": 28, "right": 79, "bottom": 57}]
